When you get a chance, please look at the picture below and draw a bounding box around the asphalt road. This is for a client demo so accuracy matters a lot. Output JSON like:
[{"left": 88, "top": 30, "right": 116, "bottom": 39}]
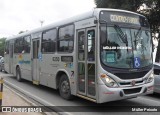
[{"left": 0, "top": 72, "right": 160, "bottom": 115}]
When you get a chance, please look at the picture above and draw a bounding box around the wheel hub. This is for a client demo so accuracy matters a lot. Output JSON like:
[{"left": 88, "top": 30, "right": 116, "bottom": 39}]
[{"left": 61, "top": 81, "right": 69, "bottom": 93}]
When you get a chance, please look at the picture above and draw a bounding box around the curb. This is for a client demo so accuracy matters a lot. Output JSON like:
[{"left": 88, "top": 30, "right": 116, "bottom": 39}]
[{"left": 4, "top": 80, "right": 72, "bottom": 115}]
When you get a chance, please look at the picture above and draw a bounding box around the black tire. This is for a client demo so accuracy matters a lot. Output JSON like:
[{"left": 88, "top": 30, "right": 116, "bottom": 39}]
[
  {"left": 4, "top": 70, "right": 8, "bottom": 73},
  {"left": 59, "top": 74, "right": 73, "bottom": 100},
  {"left": 16, "top": 67, "right": 22, "bottom": 82}
]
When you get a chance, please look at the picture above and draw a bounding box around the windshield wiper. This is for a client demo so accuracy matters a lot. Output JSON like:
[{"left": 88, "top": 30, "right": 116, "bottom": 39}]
[
  {"left": 134, "top": 27, "right": 142, "bottom": 50},
  {"left": 135, "top": 27, "right": 142, "bottom": 39},
  {"left": 114, "top": 25, "right": 128, "bottom": 49}
]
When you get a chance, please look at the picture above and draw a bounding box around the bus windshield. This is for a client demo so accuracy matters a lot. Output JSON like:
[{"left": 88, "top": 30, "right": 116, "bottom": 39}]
[{"left": 101, "top": 25, "right": 152, "bottom": 69}]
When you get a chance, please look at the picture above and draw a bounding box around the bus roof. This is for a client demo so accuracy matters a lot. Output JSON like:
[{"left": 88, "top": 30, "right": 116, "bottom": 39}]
[{"left": 6, "top": 8, "right": 145, "bottom": 41}]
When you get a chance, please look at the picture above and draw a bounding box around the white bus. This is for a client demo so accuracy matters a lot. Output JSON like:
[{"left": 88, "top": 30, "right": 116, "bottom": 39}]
[
  {"left": 4, "top": 8, "right": 154, "bottom": 103},
  {"left": 152, "top": 37, "right": 160, "bottom": 93}
]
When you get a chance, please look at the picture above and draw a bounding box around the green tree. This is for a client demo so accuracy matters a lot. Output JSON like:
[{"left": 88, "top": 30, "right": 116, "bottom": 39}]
[
  {"left": 0, "top": 38, "right": 6, "bottom": 56},
  {"left": 144, "top": 0, "right": 160, "bottom": 34},
  {"left": 94, "top": 0, "right": 144, "bottom": 12},
  {"left": 128, "top": 1, "right": 160, "bottom": 40},
  {"left": 142, "top": 0, "right": 160, "bottom": 62}
]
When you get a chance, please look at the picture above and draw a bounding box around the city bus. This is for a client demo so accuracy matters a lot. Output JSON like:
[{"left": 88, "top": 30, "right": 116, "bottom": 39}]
[
  {"left": 4, "top": 8, "right": 154, "bottom": 103},
  {"left": 152, "top": 37, "right": 160, "bottom": 93}
]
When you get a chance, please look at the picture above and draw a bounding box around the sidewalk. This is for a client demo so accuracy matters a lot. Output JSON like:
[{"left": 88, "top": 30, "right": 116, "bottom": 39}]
[{"left": 1, "top": 85, "right": 45, "bottom": 115}]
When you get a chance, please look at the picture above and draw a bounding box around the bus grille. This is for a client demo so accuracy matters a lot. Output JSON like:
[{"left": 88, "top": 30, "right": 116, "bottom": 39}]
[
  {"left": 123, "top": 87, "right": 142, "bottom": 95},
  {"left": 114, "top": 71, "right": 149, "bottom": 80}
]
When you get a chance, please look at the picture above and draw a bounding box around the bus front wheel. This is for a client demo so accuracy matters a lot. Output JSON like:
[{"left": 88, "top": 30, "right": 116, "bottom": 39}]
[
  {"left": 59, "top": 74, "right": 73, "bottom": 100},
  {"left": 16, "top": 67, "right": 22, "bottom": 82}
]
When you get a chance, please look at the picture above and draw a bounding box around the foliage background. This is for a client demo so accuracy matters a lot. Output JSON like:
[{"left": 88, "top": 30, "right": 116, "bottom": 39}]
[{"left": 0, "top": 38, "right": 6, "bottom": 56}]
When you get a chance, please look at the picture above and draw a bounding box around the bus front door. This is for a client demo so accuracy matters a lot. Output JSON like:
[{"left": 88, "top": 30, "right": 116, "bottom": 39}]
[
  {"left": 77, "top": 27, "right": 96, "bottom": 99},
  {"left": 32, "top": 39, "right": 40, "bottom": 85}
]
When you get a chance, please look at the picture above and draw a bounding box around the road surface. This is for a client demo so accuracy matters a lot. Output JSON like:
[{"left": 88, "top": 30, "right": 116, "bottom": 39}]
[{"left": 0, "top": 72, "right": 160, "bottom": 115}]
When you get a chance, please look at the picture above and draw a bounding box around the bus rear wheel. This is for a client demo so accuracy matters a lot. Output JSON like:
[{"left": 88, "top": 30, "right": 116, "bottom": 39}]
[
  {"left": 59, "top": 74, "right": 73, "bottom": 100},
  {"left": 16, "top": 67, "right": 22, "bottom": 82}
]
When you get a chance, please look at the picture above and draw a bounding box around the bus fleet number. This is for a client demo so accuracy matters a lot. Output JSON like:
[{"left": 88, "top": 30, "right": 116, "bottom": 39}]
[{"left": 52, "top": 57, "right": 60, "bottom": 61}]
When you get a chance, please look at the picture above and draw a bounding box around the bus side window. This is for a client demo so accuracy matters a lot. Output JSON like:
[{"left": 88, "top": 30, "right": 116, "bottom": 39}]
[
  {"left": 23, "top": 36, "right": 31, "bottom": 53},
  {"left": 42, "top": 29, "right": 56, "bottom": 53},
  {"left": 58, "top": 25, "right": 74, "bottom": 53},
  {"left": 14, "top": 38, "right": 23, "bottom": 53}
]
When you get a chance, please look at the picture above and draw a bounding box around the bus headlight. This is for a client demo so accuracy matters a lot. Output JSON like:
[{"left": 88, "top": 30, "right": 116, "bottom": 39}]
[
  {"left": 146, "top": 72, "right": 154, "bottom": 83},
  {"left": 101, "top": 74, "right": 118, "bottom": 88}
]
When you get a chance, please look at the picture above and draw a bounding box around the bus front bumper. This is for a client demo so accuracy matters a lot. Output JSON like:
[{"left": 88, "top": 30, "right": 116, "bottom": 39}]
[{"left": 98, "top": 82, "right": 154, "bottom": 103}]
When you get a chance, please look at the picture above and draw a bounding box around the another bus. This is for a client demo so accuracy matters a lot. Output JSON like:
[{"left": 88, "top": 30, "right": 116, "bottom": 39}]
[
  {"left": 153, "top": 37, "right": 160, "bottom": 93},
  {"left": 4, "top": 8, "right": 154, "bottom": 103}
]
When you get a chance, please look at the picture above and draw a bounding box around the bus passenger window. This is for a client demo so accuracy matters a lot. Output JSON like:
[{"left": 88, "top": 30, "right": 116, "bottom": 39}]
[
  {"left": 23, "top": 36, "right": 31, "bottom": 53},
  {"left": 42, "top": 29, "right": 56, "bottom": 53},
  {"left": 14, "top": 38, "right": 23, "bottom": 53},
  {"left": 58, "top": 25, "right": 74, "bottom": 53}
]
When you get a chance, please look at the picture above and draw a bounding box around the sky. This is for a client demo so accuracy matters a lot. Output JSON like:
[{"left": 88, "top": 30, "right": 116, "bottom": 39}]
[{"left": 0, "top": 0, "right": 96, "bottom": 38}]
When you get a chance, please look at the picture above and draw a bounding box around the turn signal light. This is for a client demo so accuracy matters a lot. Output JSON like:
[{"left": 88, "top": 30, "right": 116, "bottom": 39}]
[{"left": 101, "top": 74, "right": 107, "bottom": 78}]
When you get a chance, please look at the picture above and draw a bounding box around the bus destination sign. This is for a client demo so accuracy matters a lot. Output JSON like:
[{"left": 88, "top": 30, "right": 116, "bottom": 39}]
[
  {"left": 110, "top": 15, "right": 139, "bottom": 24},
  {"left": 99, "top": 11, "right": 149, "bottom": 26}
]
